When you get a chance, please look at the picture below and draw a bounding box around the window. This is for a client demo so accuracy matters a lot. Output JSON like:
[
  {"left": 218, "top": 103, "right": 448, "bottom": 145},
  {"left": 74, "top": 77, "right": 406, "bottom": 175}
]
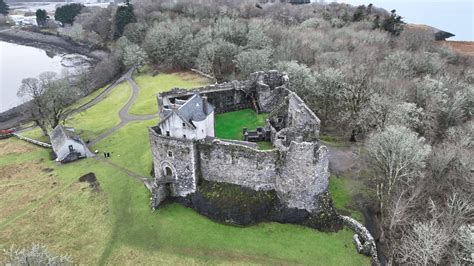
[
  {"left": 182, "top": 123, "right": 186, "bottom": 127},
  {"left": 166, "top": 131, "right": 170, "bottom": 136},
  {"left": 183, "top": 134, "right": 186, "bottom": 139},
  {"left": 167, "top": 151, "right": 173, "bottom": 158},
  {"left": 68, "top": 145, "right": 74, "bottom": 152},
  {"left": 277, "top": 117, "right": 283, "bottom": 123}
]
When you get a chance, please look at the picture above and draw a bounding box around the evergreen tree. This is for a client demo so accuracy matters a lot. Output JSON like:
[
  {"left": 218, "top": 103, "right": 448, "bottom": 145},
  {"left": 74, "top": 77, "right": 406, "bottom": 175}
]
[
  {"left": 381, "top": 9, "right": 404, "bottom": 36},
  {"left": 114, "top": 0, "right": 136, "bottom": 39},
  {"left": 35, "top": 9, "right": 48, "bottom": 27},
  {"left": 54, "top": 3, "right": 83, "bottom": 26},
  {"left": 0, "top": 0, "right": 9, "bottom": 16},
  {"left": 352, "top": 5, "right": 366, "bottom": 22}
]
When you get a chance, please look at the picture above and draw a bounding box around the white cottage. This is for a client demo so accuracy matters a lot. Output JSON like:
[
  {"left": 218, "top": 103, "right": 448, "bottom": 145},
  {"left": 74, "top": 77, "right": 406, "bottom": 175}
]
[
  {"left": 157, "top": 94, "right": 215, "bottom": 140},
  {"left": 49, "top": 126, "right": 94, "bottom": 163}
]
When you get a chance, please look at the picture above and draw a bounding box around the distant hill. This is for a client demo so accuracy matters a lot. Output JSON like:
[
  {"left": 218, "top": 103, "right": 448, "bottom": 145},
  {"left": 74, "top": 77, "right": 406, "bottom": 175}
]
[
  {"left": 406, "top": 23, "right": 455, "bottom": 41},
  {"left": 437, "top": 41, "right": 474, "bottom": 55}
]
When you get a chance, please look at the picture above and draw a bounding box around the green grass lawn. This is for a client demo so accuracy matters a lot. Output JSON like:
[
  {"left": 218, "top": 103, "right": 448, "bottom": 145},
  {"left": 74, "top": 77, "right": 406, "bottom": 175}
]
[
  {"left": 93, "top": 119, "right": 157, "bottom": 177},
  {"left": 0, "top": 71, "right": 370, "bottom": 265},
  {"left": 18, "top": 127, "right": 50, "bottom": 143},
  {"left": 68, "top": 85, "right": 109, "bottom": 111},
  {"left": 65, "top": 82, "right": 131, "bottom": 142},
  {"left": 0, "top": 138, "right": 369, "bottom": 265},
  {"left": 215, "top": 109, "right": 272, "bottom": 149},
  {"left": 129, "top": 72, "right": 209, "bottom": 116},
  {"left": 329, "top": 175, "right": 365, "bottom": 223}
]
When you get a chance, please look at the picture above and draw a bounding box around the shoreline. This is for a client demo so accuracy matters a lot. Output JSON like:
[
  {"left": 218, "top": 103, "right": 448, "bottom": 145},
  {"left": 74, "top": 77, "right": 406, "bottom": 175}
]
[
  {"left": 0, "top": 28, "right": 109, "bottom": 130},
  {"left": 0, "top": 28, "right": 107, "bottom": 61}
]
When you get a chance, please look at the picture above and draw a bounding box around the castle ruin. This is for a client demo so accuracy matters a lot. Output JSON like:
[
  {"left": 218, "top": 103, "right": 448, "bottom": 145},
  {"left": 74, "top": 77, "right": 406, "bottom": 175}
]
[{"left": 148, "top": 70, "right": 331, "bottom": 214}]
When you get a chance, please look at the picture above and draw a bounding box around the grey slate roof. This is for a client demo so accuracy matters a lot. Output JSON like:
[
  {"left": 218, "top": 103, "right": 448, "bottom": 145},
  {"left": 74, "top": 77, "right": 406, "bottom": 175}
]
[
  {"left": 178, "top": 94, "right": 214, "bottom": 122},
  {"left": 159, "top": 94, "right": 214, "bottom": 127},
  {"left": 50, "top": 125, "right": 82, "bottom": 150}
]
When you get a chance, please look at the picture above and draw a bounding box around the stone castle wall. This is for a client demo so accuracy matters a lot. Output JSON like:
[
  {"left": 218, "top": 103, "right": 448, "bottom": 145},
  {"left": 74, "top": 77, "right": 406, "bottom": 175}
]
[
  {"left": 198, "top": 141, "right": 279, "bottom": 191},
  {"left": 149, "top": 127, "right": 198, "bottom": 197},
  {"left": 149, "top": 70, "right": 329, "bottom": 212},
  {"left": 158, "top": 70, "right": 288, "bottom": 115}
]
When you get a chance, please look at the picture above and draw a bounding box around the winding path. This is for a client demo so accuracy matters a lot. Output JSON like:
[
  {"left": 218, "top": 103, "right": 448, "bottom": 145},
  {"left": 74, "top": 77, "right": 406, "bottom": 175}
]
[{"left": 87, "top": 69, "right": 159, "bottom": 146}]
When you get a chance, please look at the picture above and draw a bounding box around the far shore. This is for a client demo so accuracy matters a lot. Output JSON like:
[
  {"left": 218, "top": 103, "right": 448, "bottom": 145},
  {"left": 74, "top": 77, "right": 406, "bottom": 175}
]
[
  {"left": 0, "top": 27, "right": 108, "bottom": 61},
  {"left": 0, "top": 28, "right": 110, "bottom": 130}
]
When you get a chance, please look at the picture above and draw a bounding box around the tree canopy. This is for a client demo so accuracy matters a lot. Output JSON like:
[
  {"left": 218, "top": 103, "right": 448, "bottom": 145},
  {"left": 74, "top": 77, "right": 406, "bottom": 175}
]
[
  {"left": 35, "top": 9, "right": 48, "bottom": 27},
  {"left": 54, "top": 3, "right": 84, "bottom": 26},
  {"left": 0, "top": 0, "right": 9, "bottom": 15}
]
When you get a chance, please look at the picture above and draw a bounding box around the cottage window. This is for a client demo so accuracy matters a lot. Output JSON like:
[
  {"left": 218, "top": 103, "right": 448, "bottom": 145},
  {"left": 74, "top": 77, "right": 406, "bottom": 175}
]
[{"left": 167, "top": 151, "right": 173, "bottom": 158}]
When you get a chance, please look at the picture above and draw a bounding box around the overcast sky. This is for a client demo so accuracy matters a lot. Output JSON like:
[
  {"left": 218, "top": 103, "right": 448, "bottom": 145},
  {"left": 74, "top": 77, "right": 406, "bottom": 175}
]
[{"left": 326, "top": 0, "right": 473, "bottom": 41}]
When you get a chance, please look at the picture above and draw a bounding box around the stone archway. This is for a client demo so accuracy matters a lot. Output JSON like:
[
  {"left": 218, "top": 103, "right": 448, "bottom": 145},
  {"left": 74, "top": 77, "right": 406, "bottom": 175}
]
[{"left": 160, "top": 161, "right": 177, "bottom": 181}]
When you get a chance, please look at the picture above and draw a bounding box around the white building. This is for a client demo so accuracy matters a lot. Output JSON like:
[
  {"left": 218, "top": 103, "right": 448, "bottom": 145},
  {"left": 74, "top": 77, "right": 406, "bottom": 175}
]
[
  {"left": 157, "top": 94, "right": 215, "bottom": 140},
  {"left": 49, "top": 126, "right": 94, "bottom": 163}
]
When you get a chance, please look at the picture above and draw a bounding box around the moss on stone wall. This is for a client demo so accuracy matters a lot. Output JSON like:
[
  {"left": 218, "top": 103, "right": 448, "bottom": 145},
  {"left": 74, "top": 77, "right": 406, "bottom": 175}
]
[{"left": 199, "top": 180, "right": 276, "bottom": 210}]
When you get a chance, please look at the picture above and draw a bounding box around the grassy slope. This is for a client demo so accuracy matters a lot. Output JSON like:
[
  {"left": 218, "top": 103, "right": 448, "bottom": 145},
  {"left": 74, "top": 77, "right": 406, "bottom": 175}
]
[
  {"left": 0, "top": 139, "right": 369, "bottom": 265},
  {"left": 68, "top": 85, "right": 109, "bottom": 111},
  {"left": 93, "top": 119, "right": 157, "bottom": 177},
  {"left": 65, "top": 82, "right": 131, "bottom": 142},
  {"left": 215, "top": 109, "right": 272, "bottom": 150},
  {"left": 18, "top": 127, "right": 50, "bottom": 143},
  {"left": 0, "top": 72, "right": 370, "bottom": 265},
  {"left": 129, "top": 72, "right": 209, "bottom": 115}
]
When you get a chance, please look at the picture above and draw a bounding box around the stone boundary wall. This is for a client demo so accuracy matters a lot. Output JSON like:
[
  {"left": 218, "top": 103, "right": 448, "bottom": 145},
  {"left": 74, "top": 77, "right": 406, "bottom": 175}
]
[
  {"left": 341, "top": 215, "right": 380, "bottom": 265},
  {"left": 198, "top": 140, "right": 279, "bottom": 191},
  {"left": 13, "top": 133, "right": 52, "bottom": 148},
  {"left": 189, "top": 68, "right": 217, "bottom": 82}
]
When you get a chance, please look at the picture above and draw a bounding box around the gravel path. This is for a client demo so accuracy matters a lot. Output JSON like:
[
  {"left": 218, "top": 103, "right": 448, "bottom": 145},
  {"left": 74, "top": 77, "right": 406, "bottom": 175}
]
[{"left": 87, "top": 68, "right": 159, "bottom": 146}]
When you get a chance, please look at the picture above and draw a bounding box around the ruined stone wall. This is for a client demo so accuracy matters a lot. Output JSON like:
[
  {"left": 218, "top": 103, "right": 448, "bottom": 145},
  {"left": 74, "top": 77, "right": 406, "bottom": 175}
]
[
  {"left": 158, "top": 81, "right": 254, "bottom": 114},
  {"left": 149, "top": 128, "right": 198, "bottom": 197},
  {"left": 150, "top": 70, "right": 330, "bottom": 213},
  {"left": 276, "top": 142, "right": 329, "bottom": 211},
  {"left": 198, "top": 141, "right": 279, "bottom": 191},
  {"left": 286, "top": 92, "right": 320, "bottom": 142}
]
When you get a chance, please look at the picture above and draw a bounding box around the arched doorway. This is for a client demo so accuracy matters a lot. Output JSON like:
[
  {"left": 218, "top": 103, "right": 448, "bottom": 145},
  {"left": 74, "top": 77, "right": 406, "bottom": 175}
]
[{"left": 164, "top": 166, "right": 173, "bottom": 178}]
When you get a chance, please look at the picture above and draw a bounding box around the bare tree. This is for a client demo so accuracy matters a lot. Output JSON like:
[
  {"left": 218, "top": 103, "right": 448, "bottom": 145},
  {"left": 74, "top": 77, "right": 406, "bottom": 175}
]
[
  {"left": 17, "top": 72, "right": 79, "bottom": 135},
  {"left": 398, "top": 220, "right": 451, "bottom": 265},
  {"left": 366, "top": 125, "right": 431, "bottom": 217}
]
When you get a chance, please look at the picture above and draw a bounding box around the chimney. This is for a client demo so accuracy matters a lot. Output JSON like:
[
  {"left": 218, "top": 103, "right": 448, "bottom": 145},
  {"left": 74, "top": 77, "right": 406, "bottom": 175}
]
[{"left": 202, "top": 95, "right": 208, "bottom": 115}]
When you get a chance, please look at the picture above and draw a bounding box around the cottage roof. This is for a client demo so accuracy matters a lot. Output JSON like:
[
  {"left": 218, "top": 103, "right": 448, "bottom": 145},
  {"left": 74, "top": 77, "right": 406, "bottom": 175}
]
[{"left": 50, "top": 125, "right": 83, "bottom": 150}]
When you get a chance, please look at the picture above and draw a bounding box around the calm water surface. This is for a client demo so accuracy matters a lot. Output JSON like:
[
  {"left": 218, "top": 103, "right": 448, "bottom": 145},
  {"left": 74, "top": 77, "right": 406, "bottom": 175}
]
[{"left": 0, "top": 41, "right": 89, "bottom": 112}]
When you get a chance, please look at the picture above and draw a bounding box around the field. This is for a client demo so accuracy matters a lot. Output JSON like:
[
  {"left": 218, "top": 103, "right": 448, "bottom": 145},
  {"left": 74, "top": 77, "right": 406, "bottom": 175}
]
[{"left": 1, "top": 70, "right": 369, "bottom": 265}]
